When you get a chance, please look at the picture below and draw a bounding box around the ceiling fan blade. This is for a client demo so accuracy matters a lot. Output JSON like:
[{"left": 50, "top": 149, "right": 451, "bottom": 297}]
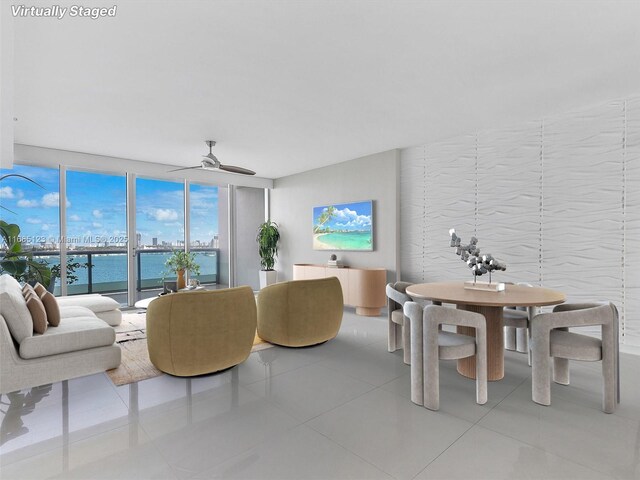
[
  {"left": 219, "top": 164, "right": 256, "bottom": 175},
  {"left": 167, "top": 165, "right": 202, "bottom": 173}
]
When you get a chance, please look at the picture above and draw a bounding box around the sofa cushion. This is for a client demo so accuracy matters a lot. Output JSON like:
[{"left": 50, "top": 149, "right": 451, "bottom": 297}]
[
  {"left": 94, "top": 310, "right": 122, "bottom": 327},
  {"left": 59, "top": 305, "right": 97, "bottom": 319},
  {"left": 25, "top": 292, "right": 48, "bottom": 334},
  {"left": 56, "top": 294, "right": 120, "bottom": 313},
  {"left": 56, "top": 294, "right": 122, "bottom": 326},
  {"left": 19, "top": 316, "right": 116, "bottom": 359},
  {"left": 0, "top": 275, "right": 33, "bottom": 343},
  {"left": 39, "top": 291, "right": 61, "bottom": 326}
]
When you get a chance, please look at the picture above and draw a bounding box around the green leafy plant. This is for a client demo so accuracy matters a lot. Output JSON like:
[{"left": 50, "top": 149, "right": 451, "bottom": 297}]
[
  {"left": 164, "top": 250, "right": 201, "bottom": 276},
  {"left": 1, "top": 173, "right": 52, "bottom": 287},
  {"left": 0, "top": 220, "right": 52, "bottom": 287},
  {"left": 256, "top": 220, "right": 280, "bottom": 271},
  {"left": 51, "top": 259, "right": 92, "bottom": 285}
]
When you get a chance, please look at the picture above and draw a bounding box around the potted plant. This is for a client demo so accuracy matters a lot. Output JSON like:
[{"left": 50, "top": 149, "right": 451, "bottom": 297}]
[
  {"left": 257, "top": 220, "right": 280, "bottom": 289},
  {"left": 164, "top": 250, "right": 201, "bottom": 290}
]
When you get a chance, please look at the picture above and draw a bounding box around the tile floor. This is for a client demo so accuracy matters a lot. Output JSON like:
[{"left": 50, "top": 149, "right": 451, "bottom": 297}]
[{"left": 1, "top": 309, "right": 639, "bottom": 479}]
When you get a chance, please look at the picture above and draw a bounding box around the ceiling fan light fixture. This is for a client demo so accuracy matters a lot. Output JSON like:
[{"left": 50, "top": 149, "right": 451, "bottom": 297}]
[{"left": 167, "top": 140, "right": 256, "bottom": 176}]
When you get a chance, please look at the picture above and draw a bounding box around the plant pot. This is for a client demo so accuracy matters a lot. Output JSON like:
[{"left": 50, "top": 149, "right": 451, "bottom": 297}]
[
  {"left": 259, "top": 270, "right": 277, "bottom": 289},
  {"left": 177, "top": 269, "right": 186, "bottom": 290}
]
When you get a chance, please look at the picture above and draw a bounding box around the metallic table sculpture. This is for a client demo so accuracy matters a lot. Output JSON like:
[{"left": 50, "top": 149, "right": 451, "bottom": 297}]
[{"left": 449, "top": 228, "right": 506, "bottom": 284}]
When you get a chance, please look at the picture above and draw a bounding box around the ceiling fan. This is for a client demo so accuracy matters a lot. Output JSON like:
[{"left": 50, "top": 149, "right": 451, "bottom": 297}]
[{"left": 168, "top": 141, "right": 256, "bottom": 175}]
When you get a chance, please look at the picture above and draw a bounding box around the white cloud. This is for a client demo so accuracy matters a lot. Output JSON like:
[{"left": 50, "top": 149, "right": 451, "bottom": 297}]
[
  {"left": 69, "top": 214, "right": 81, "bottom": 221},
  {"left": 92, "top": 222, "right": 102, "bottom": 228},
  {"left": 40, "top": 192, "right": 70, "bottom": 208},
  {"left": 17, "top": 198, "right": 39, "bottom": 208},
  {"left": 92, "top": 209, "right": 103, "bottom": 219},
  {"left": 41, "top": 193, "right": 59, "bottom": 207},
  {"left": 0, "top": 186, "right": 15, "bottom": 199},
  {"left": 41, "top": 224, "right": 50, "bottom": 231},
  {"left": 25, "top": 217, "right": 42, "bottom": 224},
  {"left": 149, "top": 208, "right": 178, "bottom": 222},
  {"left": 333, "top": 207, "right": 371, "bottom": 229}
]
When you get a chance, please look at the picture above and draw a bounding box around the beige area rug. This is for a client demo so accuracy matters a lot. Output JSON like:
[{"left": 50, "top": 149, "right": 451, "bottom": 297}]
[{"left": 106, "top": 312, "right": 273, "bottom": 387}]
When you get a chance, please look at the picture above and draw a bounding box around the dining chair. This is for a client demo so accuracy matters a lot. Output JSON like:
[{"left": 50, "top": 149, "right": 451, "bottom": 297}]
[
  {"left": 403, "top": 302, "right": 487, "bottom": 411},
  {"left": 387, "top": 282, "right": 413, "bottom": 364},
  {"left": 503, "top": 282, "right": 538, "bottom": 365},
  {"left": 530, "top": 302, "right": 619, "bottom": 413}
]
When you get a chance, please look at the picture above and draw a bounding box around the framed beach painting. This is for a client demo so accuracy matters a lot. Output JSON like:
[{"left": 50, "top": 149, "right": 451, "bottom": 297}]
[{"left": 313, "top": 200, "right": 373, "bottom": 251}]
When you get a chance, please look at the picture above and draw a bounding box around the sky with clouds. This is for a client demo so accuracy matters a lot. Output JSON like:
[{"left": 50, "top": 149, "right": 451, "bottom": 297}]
[
  {"left": 1, "top": 165, "right": 219, "bottom": 247},
  {"left": 313, "top": 201, "right": 372, "bottom": 232}
]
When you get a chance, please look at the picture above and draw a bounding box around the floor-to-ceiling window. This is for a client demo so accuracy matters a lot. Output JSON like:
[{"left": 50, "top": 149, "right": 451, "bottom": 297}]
[
  {"left": 0, "top": 164, "right": 61, "bottom": 294},
  {"left": 65, "top": 169, "right": 127, "bottom": 297},
  {"left": 2, "top": 163, "right": 261, "bottom": 302},
  {"left": 189, "top": 182, "right": 224, "bottom": 286},
  {"left": 135, "top": 177, "right": 185, "bottom": 301}
]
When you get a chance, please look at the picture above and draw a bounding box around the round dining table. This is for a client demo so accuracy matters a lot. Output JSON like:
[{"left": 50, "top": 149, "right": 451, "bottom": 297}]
[{"left": 405, "top": 281, "right": 565, "bottom": 381}]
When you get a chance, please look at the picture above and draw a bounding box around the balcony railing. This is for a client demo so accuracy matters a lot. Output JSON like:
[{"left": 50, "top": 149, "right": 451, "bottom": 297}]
[{"left": 26, "top": 248, "right": 220, "bottom": 295}]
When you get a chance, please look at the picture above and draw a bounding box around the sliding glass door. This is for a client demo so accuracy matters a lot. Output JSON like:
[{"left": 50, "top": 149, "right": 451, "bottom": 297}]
[
  {"left": 2, "top": 163, "right": 263, "bottom": 304},
  {"left": 135, "top": 177, "right": 185, "bottom": 301},
  {"left": 65, "top": 169, "right": 128, "bottom": 300},
  {"left": 189, "top": 182, "right": 227, "bottom": 288}
]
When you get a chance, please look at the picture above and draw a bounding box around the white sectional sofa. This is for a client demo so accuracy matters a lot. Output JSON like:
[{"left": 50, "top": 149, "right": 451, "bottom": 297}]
[
  {"left": 0, "top": 274, "right": 121, "bottom": 394},
  {"left": 56, "top": 294, "right": 123, "bottom": 326}
]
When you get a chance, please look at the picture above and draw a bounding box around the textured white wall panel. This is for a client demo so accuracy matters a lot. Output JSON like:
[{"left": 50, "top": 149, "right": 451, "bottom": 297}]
[
  {"left": 477, "top": 124, "right": 541, "bottom": 286},
  {"left": 400, "top": 96, "right": 640, "bottom": 347},
  {"left": 400, "top": 146, "right": 428, "bottom": 282},
  {"left": 543, "top": 103, "right": 624, "bottom": 335},
  {"left": 424, "top": 135, "right": 476, "bottom": 282},
  {"left": 625, "top": 98, "right": 640, "bottom": 347},
  {"left": 542, "top": 104, "right": 623, "bottom": 296}
]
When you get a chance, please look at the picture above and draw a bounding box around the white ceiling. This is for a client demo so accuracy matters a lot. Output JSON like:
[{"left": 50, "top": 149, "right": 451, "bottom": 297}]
[{"left": 12, "top": 0, "right": 640, "bottom": 179}]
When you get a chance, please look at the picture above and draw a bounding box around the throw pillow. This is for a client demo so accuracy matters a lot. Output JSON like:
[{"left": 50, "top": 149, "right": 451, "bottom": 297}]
[
  {"left": 1, "top": 273, "right": 22, "bottom": 291},
  {"left": 39, "top": 291, "right": 61, "bottom": 327},
  {"left": 33, "top": 282, "right": 47, "bottom": 296},
  {"left": 25, "top": 292, "right": 48, "bottom": 334},
  {"left": 0, "top": 275, "right": 34, "bottom": 343},
  {"left": 22, "top": 283, "right": 36, "bottom": 298}
]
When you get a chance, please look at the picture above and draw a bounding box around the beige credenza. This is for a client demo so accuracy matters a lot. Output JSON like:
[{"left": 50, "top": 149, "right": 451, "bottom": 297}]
[{"left": 293, "top": 264, "right": 387, "bottom": 316}]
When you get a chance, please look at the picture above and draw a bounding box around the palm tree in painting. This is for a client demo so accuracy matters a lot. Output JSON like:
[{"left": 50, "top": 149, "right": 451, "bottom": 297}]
[{"left": 314, "top": 206, "right": 336, "bottom": 233}]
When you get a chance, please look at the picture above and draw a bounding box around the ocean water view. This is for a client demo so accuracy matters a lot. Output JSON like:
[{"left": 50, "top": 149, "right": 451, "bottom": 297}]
[
  {"left": 33, "top": 250, "right": 218, "bottom": 295},
  {"left": 315, "top": 232, "right": 372, "bottom": 250}
]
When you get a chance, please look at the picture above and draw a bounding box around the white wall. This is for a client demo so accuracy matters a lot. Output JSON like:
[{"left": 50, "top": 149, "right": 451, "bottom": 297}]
[
  {"left": 234, "top": 186, "right": 265, "bottom": 290},
  {"left": 0, "top": 6, "right": 14, "bottom": 167},
  {"left": 400, "top": 96, "right": 640, "bottom": 351},
  {"left": 271, "top": 150, "right": 400, "bottom": 283}
]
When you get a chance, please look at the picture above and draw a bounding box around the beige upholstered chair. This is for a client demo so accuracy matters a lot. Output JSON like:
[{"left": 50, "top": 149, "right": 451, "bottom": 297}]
[
  {"left": 386, "top": 282, "right": 413, "bottom": 364},
  {"left": 257, "top": 277, "right": 343, "bottom": 347},
  {"left": 146, "top": 286, "right": 257, "bottom": 376},
  {"left": 531, "top": 302, "right": 619, "bottom": 413},
  {"left": 404, "top": 303, "right": 487, "bottom": 411},
  {"left": 503, "top": 282, "right": 537, "bottom": 365}
]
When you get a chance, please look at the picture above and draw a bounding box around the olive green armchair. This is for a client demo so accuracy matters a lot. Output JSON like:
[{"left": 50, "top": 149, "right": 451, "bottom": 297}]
[
  {"left": 146, "top": 286, "right": 257, "bottom": 376},
  {"left": 257, "top": 277, "right": 343, "bottom": 347}
]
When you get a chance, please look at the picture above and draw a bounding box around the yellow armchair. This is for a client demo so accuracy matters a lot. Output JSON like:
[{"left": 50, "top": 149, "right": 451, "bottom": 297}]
[
  {"left": 257, "top": 277, "right": 343, "bottom": 347},
  {"left": 146, "top": 286, "right": 256, "bottom": 376}
]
